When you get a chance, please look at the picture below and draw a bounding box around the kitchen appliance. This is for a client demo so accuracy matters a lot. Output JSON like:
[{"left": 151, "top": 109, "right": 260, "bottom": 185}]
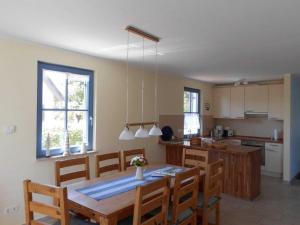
[
  {"left": 223, "top": 127, "right": 234, "bottom": 137},
  {"left": 227, "top": 129, "right": 234, "bottom": 137},
  {"left": 161, "top": 126, "right": 174, "bottom": 141},
  {"left": 241, "top": 139, "right": 265, "bottom": 166},
  {"left": 214, "top": 125, "right": 223, "bottom": 139},
  {"left": 273, "top": 129, "right": 279, "bottom": 141}
]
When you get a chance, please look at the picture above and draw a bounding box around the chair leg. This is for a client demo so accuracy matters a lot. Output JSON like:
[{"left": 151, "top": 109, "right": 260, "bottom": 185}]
[
  {"left": 193, "top": 212, "right": 197, "bottom": 225},
  {"left": 202, "top": 209, "right": 209, "bottom": 225},
  {"left": 215, "top": 202, "right": 220, "bottom": 225}
]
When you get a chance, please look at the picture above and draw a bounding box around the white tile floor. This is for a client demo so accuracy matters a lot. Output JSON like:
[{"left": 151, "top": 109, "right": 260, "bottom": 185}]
[{"left": 215, "top": 176, "right": 300, "bottom": 225}]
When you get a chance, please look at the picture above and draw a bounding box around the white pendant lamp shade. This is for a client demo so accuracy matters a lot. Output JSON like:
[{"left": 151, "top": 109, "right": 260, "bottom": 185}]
[
  {"left": 149, "top": 124, "right": 162, "bottom": 136},
  {"left": 119, "top": 126, "right": 135, "bottom": 140},
  {"left": 135, "top": 126, "right": 149, "bottom": 138}
]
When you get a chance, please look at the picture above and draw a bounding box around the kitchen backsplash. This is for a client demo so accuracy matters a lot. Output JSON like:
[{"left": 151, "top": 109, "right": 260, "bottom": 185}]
[
  {"left": 215, "top": 117, "right": 283, "bottom": 138},
  {"left": 159, "top": 114, "right": 215, "bottom": 138},
  {"left": 159, "top": 114, "right": 184, "bottom": 138}
]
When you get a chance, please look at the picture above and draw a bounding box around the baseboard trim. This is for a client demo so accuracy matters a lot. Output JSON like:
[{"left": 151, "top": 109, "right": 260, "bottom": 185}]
[{"left": 261, "top": 170, "right": 282, "bottom": 178}]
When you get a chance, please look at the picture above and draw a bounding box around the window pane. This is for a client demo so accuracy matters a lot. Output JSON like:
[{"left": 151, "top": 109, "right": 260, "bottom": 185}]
[
  {"left": 42, "top": 111, "right": 65, "bottom": 150},
  {"left": 68, "top": 74, "right": 89, "bottom": 110},
  {"left": 67, "top": 111, "right": 88, "bottom": 147},
  {"left": 42, "top": 69, "right": 66, "bottom": 109},
  {"left": 190, "top": 92, "right": 199, "bottom": 113},
  {"left": 184, "top": 91, "right": 190, "bottom": 112},
  {"left": 184, "top": 113, "right": 200, "bottom": 135}
]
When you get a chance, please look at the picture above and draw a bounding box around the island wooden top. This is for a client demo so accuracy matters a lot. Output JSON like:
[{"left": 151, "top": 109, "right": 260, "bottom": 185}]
[{"left": 159, "top": 140, "right": 262, "bottom": 154}]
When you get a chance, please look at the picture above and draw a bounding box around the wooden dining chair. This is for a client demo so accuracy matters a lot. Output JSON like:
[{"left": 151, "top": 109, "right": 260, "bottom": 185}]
[
  {"left": 129, "top": 176, "right": 170, "bottom": 225},
  {"left": 197, "top": 159, "right": 224, "bottom": 225},
  {"left": 55, "top": 156, "right": 90, "bottom": 186},
  {"left": 23, "top": 179, "right": 94, "bottom": 225},
  {"left": 169, "top": 167, "right": 200, "bottom": 225},
  {"left": 182, "top": 148, "right": 209, "bottom": 171},
  {"left": 122, "top": 148, "right": 146, "bottom": 170},
  {"left": 95, "top": 152, "right": 122, "bottom": 177}
]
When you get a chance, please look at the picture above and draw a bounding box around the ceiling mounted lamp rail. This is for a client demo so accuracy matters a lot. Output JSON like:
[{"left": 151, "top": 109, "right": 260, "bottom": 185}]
[
  {"left": 119, "top": 26, "right": 162, "bottom": 140},
  {"left": 125, "top": 26, "right": 160, "bottom": 42}
]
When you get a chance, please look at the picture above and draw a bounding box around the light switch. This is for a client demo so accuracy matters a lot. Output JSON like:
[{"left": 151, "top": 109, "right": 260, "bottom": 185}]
[{"left": 2, "top": 125, "right": 17, "bottom": 135}]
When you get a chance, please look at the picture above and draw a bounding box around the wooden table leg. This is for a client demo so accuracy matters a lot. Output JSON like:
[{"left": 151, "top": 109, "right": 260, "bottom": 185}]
[{"left": 99, "top": 215, "right": 117, "bottom": 225}]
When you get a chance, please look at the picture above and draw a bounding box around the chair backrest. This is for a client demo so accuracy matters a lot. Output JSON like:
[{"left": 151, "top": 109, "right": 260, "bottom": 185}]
[
  {"left": 23, "top": 179, "right": 69, "bottom": 225},
  {"left": 123, "top": 148, "right": 146, "bottom": 170},
  {"left": 204, "top": 159, "right": 224, "bottom": 207},
  {"left": 95, "top": 152, "right": 122, "bottom": 177},
  {"left": 133, "top": 177, "right": 170, "bottom": 225},
  {"left": 182, "top": 148, "right": 209, "bottom": 171},
  {"left": 171, "top": 167, "right": 200, "bottom": 225},
  {"left": 55, "top": 156, "right": 90, "bottom": 186}
]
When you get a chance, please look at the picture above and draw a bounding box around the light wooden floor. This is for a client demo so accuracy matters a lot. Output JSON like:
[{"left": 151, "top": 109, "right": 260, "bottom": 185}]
[{"left": 210, "top": 176, "right": 300, "bottom": 225}]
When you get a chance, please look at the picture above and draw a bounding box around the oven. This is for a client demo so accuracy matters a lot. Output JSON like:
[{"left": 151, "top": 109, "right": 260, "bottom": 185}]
[{"left": 241, "top": 139, "right": 265, "bottom": 166}]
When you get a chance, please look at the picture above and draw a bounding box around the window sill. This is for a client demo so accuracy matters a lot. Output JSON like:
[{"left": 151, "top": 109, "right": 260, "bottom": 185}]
[{"left": 36, "top": 150, "right": 98, "bottom": 161}]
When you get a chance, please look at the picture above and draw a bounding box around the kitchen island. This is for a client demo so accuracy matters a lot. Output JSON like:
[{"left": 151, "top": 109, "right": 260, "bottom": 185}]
[{"left": 160, "top": 140, "right": 261, "bottom": 200}]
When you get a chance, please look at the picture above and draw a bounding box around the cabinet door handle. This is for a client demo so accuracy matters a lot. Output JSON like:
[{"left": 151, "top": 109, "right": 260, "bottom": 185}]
[
  {"left": 266, "top": 149, "right": 277, "bottom": 152},
  {"left": 268, "top": 144, "right": 280, "bottom": 147}
]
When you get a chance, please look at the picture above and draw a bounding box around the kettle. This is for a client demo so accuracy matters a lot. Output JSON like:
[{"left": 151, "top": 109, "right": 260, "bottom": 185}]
[{"left": 273, "top": 129, "right": 279, "bottom": 141}]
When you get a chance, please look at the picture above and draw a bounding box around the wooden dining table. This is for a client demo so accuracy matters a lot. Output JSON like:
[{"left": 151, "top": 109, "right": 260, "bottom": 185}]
[{"left": 67, "top": 164, "right": 205, "bottom": 225}]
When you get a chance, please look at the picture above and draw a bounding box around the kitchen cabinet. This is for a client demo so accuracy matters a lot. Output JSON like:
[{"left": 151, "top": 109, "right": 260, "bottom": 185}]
[
  {"left": 265, "top": 142, "right": 283, "bottom": 175},
  {"left": 213, "top": 87, "right": 230, "bottom": 118},
  {"left": 268, "top": 84, "right": 283, "bottom": 120},
  {"left": 230, "top": 87, "right": 245, "bottom": 119},
  {"left": 217, "top": 139, "right": 242, "bottom": 145},
  {"left": 245, "top": 85, "right": 268, "bottom": 113}
]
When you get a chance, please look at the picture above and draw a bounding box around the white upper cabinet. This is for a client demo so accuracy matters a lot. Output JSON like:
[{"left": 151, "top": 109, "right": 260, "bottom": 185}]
[
  {"left": 230, "top": 87, "right": 245, "bottom": 119},
  {"left": 245, "top": 85, "right": 268, "bottom": 113},
  {"left": 213, "top": 87, "right": 230, "bottom": 118},
  {"left": 268, "top": 84, "right": 283, "bottom": 120}
]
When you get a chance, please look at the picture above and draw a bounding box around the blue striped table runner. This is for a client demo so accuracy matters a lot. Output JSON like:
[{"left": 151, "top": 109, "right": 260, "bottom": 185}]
[{"left": 77, "top": 166, "right": 178, "bottom": 201}]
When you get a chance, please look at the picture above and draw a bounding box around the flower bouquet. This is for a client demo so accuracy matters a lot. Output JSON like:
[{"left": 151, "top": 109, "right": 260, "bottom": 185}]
[{"left": 130, "top": 155, "right": 147, "bottom": 180}]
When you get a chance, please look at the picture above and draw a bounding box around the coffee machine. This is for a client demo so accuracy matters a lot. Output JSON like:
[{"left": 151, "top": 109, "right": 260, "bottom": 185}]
[{"left": 214, "top": 125, "right": 224, "bottom": 139}]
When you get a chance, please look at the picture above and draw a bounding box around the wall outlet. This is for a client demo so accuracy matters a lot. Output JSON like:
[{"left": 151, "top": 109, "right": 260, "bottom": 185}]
[
  {"left": 4, "top": 205, "right": 20, "bottom": 214},
  {"left": 2, "top": 125, "right": 17, "bottom": 135}
]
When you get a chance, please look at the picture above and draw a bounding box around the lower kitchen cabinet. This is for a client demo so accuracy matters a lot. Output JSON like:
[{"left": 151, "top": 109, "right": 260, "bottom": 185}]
[
  {"left": 264, "top": 142, "right": 283, "bottom": 176},
  {"left": 165, "top": 144, "right": 183, "bottom": 166}
]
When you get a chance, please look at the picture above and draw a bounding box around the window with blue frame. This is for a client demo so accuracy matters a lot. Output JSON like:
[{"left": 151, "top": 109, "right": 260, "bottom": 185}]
[
  {"left": 183, "top": 87, "right": 201, "bottom": 136},
  {"left": 36, "top": 62, "right": 94, "bottom": 158}
]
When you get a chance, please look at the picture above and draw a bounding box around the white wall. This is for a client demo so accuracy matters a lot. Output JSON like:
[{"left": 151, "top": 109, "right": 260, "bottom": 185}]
[{"left": 0, "top": 37, "right": 213, "bottom": 225}]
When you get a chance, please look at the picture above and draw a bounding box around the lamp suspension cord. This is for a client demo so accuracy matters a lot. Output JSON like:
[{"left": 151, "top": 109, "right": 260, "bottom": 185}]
[
  {"left": 154, "top": 42, "right": 158, "bottom": 123},
  {"left": 126, "top": 31, "right": 129, "bottom": 124},
  {"left": 141, "top": 37, "right": 145, "bottom": 123}
]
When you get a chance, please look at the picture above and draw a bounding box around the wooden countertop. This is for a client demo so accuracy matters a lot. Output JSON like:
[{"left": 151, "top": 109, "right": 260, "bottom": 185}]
[
  {"left": 159, "top": 140, "right": 262, "bottom": 154},
  {"left": 204, "top": 135, "right": 283, "bottom": 144}
]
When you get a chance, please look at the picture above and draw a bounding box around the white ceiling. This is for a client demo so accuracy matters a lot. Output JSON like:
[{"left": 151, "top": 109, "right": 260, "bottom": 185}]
[{"left": 1, "top": 0, "right": 300, "bottom": 83}]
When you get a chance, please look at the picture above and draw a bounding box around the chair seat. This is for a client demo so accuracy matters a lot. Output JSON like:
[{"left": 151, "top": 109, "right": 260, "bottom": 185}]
[
  {"left": 117, "top": 216, "right": 133, "bottom": 225},
  {"left": 167, "top": 207, "right": 193, "bottom": 225},
  {"left": 197, "top": 192, "right": 220, "bottom": 208},
  {"left": 39, "top": 215, "right": 96, "bottom": 225}
]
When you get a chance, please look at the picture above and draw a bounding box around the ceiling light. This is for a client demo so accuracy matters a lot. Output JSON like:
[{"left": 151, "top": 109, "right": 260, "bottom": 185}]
[
  {"left": 119, "top": 126, "right": 135, "bottom": 140},
  {"left": 119, "top": 31, "right": 134, "bottom": 140},
  {"left": 149, "top": 124, "right": 163, "bottom": 136},
  {"left": 149, "top": 43, "right": 162, "bottom": 136},
  {"left": 135, "top": 125, "right": 149, "bottom": 138}
]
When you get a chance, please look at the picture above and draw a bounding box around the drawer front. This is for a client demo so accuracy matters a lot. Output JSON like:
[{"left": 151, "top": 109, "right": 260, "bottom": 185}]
[{"left": 265, "top": 143, "right": 283, "bottom": 152}]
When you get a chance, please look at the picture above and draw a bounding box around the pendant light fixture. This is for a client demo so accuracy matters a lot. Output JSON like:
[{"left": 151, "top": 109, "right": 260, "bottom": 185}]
[
  {"left": 149, "top": 42, "right": 162, "bottom": 136},
  {"left": 118, "top": 26, "right": 161, "bottom": 140},
  {"left": 119, "top": 31, "right": 135, "bottom": 140},
  {"left": 135, "top": 37, "right": 149, "bottom": 138}
]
